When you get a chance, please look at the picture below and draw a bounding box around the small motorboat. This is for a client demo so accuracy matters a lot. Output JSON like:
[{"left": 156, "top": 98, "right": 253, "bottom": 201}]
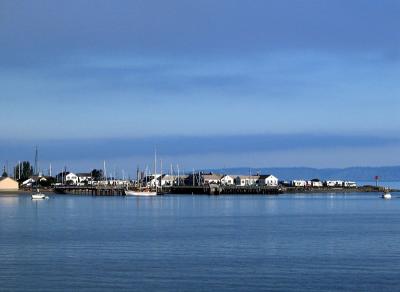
[
  {"left": 382, "top": 189, "right": 392, "bottom": 200},
  {"left": 31, "top": 190, "right": 49, "bottom": 200}
]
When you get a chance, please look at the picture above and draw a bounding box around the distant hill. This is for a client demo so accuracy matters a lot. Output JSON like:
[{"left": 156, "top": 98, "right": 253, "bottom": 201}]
[{"left": 204, "top": 166, "right": 400, "bottom": 181}]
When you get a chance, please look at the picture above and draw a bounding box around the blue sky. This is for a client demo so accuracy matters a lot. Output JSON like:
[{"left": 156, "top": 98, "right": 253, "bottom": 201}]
[{"left": 0, "top": 0, "right": 399, "bottom": 176}]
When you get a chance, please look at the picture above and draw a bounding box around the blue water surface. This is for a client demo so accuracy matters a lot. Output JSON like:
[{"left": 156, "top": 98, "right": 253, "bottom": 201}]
[{"left": 1, "top": 192, "right": 400, "bottom": 291}]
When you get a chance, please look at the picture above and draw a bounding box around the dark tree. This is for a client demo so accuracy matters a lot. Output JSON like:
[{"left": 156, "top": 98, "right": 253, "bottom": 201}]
[
  {"left": 38, "top": 176, "right": 56, "bottom": 187},
  {"left": 14, "top": 161, "right": 33, "bottom": 182},
  {"left": 91, "top": 169, "right": 103, "bottom": 181},
  {"left": 2, "top": 167, "right": 8, "bottom": 177},
  {"left": 66, "top": 180, "right": 74, "bottom": 186}
]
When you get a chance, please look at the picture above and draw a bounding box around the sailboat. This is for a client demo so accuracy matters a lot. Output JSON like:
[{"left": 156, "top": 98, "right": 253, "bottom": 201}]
[
  {"left": 31, "top": 189, "right": 49, "bottom": 200},
  {"left": 30, "top": 146, "right": 49, "bottom": 200},
  {"left": 125, "top": 188, "right": 157, "bottom": 196},
  {"left": 125, "top": 149, "right": 158, "bottom": 196}
]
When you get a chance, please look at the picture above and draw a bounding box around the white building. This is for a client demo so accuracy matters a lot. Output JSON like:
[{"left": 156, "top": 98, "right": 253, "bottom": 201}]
[
  {"left": 343, "top": 181, "right": 357, "bottom": 187},
  {"left": 161, "top": 174, "right": 175, "bottom": 186},
  {"left": 257, "top": 175, "right": 279, "bottom": 186},
  {"left": 21, "top": 176, "right": 48, "bottom": 187},
  {"left": 309, "top": 179, "right": 323, "bottom": 187},
  {"left": 292, "top": 180, "right": 307, "bottom": 187},
  {"left": 202, "top": 174, "right": 223, "bottom": 185},
  {"left": 144, "top": 174, "right": 162, "bottom": 187},
  {"left": 22, "top": 177, "right": 36, "bottom": 187},
  {"left": 175, "top": 174, "right": 188, "bottom": 186},
  {"left": 220, "top": 175, "right": 235, "bottom": 185},
  {"left": 235, "top": 175, "right": 259, "bottom": 186},
  {"left": 77, "top": 173, "right": 93, "bottom": 184},
  {"left": 65, "top": 172, "right": 78, "bottom": 185},
  {"left": 108, "top": 179, "right": 129, "bottom": 186},
  {"left": 326, "top": 180, "right": 344, "bottom": 187}
]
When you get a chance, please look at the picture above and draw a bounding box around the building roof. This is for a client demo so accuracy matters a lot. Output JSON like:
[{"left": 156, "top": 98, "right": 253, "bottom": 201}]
[
  {"left": 0, "top": 176, "right": 17, "bottom": 183},
  {"left": 202, "top": 174, "right": 223, "bottom": 180},
  {"left": 66, "top": 172, "right": 77, "bottom": 176},
  {"left": 236, "top": 175, "right": 260, "bottom": 179},
  {"left": 76, "top": 173, "right": 92, "bottom": 177},
  {"left": 258, "top": 174, "right": 276, "bottom": 179}
]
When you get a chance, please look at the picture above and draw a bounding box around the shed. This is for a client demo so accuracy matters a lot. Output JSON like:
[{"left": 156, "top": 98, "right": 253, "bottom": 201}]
[{"left": 0, "top": 177, "right": 19, "bottom": 191}]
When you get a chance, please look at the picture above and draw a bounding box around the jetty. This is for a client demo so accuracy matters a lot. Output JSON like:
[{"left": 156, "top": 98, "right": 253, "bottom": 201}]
[{"left": 54, "top": 185, "right": 126, "bottom": 196}]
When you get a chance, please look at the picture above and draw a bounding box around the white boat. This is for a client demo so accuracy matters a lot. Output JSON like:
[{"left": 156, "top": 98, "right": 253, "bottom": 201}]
[
  {"left": 31, "top": 192, "right": 49, "bottom": 200},
  {"left": 125, "top": 190, "right": 157, "bottom": 196},
  {"left": 126, "top": 148, "right": 159, "bottom": 197},
  {"left": 382, "top": 191, "right": 392, "bottom": 200}
]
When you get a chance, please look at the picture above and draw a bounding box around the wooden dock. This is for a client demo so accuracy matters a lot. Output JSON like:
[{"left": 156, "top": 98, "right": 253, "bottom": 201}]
[{"left": 54, "top": 186, "right": 126, "bottom": 196}]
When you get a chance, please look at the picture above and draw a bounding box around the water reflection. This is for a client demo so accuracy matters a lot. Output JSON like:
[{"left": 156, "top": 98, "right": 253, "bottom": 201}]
[{"left": 0, "top": 194, "right": 19, "bottom": 206}]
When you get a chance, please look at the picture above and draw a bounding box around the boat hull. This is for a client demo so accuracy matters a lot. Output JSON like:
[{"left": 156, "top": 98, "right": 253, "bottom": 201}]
[
  {"left": 382, "top": 193, "right": 392, "bottom": 199},
  {"left": 125, "top": 190, "right": 157, "bottom": 196},
  {"left": 31, "top": 194, "right": 48, "bottom": 200}
]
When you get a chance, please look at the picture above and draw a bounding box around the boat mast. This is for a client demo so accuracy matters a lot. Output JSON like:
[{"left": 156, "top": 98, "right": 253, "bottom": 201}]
[
  {"left": 160, "top": 159, "right": 163, "bottom": 192},
  {"left": 18, "top": 161, "right": 21, "bottom": 180},
  {"left": 136, "top": 166, "right": 140, "bottom": 188},
  {"left": 34, "top": 146, "right": 39, "bottom": 176},
  {"left": 103, "top": 160, "right": 107, "bottom": 184},
  {"left": 177, "top": 164, "right": 180, "bottom": 186},
  {"left": 154, "top": 147, "right": 157, "bottom": 191}
]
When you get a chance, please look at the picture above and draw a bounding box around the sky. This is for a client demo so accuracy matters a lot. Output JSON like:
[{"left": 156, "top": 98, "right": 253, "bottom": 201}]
[{"left": 0, "top": 0, "right": 399, "bottom": 176}]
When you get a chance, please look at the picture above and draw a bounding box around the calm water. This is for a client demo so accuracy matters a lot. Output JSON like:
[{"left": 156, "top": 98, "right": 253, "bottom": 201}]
[{"left": 1, "top": 192, "right": 400, "bottom": 291}]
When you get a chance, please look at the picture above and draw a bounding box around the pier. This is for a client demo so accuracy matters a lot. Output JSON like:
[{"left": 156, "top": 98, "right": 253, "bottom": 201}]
[{"left": 54, "top": 186, "right": 126, "bottom": 196}]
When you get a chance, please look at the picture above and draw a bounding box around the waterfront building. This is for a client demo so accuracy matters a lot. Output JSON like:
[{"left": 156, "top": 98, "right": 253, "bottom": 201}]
[
  {"left": 291, "top": 180, "right": 307, "bottom": 187},
  {"left": 55, "top": 172, "right": 79, "bottom": 185},
  {"left": 0, "top": 177, "right": 19, "bottom": 191},
  {"left": 141, "top": 174, "right": 162, "bottom": 187},
  {"left": 76, "top": 173, "right": 93, "bottom": 184},
  {"left": 343, "top": 181, "right": 357, "bottom": 187},
  {"left": 309, "top": 179, "right": 323, "bottom": 187},
  {"left": 326, "top": 180, "right": 344, "bottom": 187},
  {"left": 202, "top": 174, "right": 223, "bottom": 185},
  {"left": 108, "top": 179, "right": 130, "bottom": 186},
  {"left": 176, "top": 174, "right": 189, "bottom": 186},
  {"left": 235, "top": 175, "right": 260, "bottom": 186},
  {"left": 21, "top": 175, "right": 49, "bottom": 187},
  {"left": 220, "top": 175, "right": 235, "bottom": 185},
  {"left": 65, "top": 172, "right": 79, "bottom": 185},
  {"left": 161, "top": 174, "right": 175, "bottom": 186},
  {"left": 257, "top": 175, "right": 279, "bottom": 187}
]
